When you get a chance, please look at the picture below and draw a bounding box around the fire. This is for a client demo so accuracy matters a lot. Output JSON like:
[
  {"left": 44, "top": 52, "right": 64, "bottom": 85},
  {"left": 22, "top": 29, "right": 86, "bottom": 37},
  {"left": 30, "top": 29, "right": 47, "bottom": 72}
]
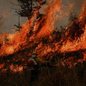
[
  {"left": 10, "top": 64, "right": 23, "bottom": 73},
  {"left": 37, "top": 0, "right": 61, "bottom": 38},
  {"left": 5, "top": 46, "right": 15, "bottom": 55},
  {"left": 0, "top": 0, "right": 62, "bottom": 56},
  {"left": 58, "top": 1, "right": 86, "bottom": 53},
  {"left": 0, "top": 0, "right": 86, "bottom": 69}
]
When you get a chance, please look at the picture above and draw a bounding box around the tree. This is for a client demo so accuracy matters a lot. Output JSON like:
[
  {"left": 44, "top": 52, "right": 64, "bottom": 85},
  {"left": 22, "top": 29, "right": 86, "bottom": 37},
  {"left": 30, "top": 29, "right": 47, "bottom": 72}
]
[{"left": 16, "top": 0, "right": 46, "bottom": 19}]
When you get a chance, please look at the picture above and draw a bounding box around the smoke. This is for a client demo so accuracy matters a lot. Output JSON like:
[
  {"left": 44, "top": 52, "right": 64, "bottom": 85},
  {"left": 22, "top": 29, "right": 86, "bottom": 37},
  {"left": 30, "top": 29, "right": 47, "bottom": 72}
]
[
  {"left": 56, "top": 0, "right": 85, "bottom": 30},
  {"left": 0, "top": 0, "right": 86, "bottom": 59},
  {"left": 0, "top": 16, "right": 3, "bottom": 26},
  {"left": 0, "top": 16, "right": 4, "bottom": 33}
]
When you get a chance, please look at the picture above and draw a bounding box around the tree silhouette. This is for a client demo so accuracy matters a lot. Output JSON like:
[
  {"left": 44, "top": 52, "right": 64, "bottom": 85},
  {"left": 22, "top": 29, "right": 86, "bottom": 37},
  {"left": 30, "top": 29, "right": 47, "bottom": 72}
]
[{"left": 16, "top": 0, "right": 46, "bottom": 19}]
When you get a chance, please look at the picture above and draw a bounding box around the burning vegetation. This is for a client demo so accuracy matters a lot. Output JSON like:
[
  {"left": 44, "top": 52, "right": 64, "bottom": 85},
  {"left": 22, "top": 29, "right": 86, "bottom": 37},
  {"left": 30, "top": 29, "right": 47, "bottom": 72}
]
[{"left": 0, "top": 0, "right": 86, "bottom": 86}]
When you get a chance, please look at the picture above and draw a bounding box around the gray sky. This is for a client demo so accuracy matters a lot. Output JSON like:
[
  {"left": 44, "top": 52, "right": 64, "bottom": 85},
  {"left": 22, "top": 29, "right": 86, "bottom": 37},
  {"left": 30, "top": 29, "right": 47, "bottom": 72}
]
[
  {"left": 0, "top": 0, "right": 85, "bottom": 33},
  {"left": 0, "top": 0, "right": 17, "bottom": 33},
  {"left": 0, "top": 0, "right": 26, "bottom": 33}
]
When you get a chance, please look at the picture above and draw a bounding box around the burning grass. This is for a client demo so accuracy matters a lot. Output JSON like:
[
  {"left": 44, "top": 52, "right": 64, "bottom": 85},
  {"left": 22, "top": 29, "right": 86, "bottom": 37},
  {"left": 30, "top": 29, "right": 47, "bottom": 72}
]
[{"left": 0, "top": 0, "right": 86, "bottom": 86}]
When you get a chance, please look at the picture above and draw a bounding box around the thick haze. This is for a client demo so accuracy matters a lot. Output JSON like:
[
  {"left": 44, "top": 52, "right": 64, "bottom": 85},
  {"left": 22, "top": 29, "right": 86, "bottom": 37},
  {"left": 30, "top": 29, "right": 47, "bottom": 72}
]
[{"left": 0, "top": 0, "right": 85, "bottom": 33}]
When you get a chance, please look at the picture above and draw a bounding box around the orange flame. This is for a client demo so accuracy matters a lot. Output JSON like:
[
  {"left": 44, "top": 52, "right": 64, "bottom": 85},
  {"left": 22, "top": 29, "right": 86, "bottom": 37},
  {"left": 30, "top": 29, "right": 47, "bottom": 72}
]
[{"left": 0, "top": 0, "right": 86, "bottom": 67}]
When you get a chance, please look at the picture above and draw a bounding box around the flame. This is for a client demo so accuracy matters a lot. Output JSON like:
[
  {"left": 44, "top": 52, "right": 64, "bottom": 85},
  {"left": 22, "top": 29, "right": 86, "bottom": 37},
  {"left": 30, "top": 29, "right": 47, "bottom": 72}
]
[
  {"left": 36, "top": 0, "right": 61, "bottom": 38},
  {"left": 0, "top": 0, "right": 62, "bottom": 56},
  {"left": 59, "top": 1, "right": 86, "bottom": 53},
  {"left": 0, "top": 0, "right": 86, "bottom": 69},
  {"left": 5, "top": 46, "right": 15, "bottom": 54},
  {"left": 10, "top": 64, "right": 23, "bottom": 73}
]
